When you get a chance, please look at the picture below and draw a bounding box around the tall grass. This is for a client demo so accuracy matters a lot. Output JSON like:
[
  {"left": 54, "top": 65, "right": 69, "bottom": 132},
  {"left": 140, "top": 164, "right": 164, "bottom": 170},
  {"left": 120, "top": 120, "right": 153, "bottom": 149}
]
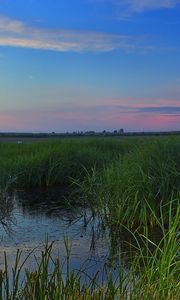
[
  {"left": 79, "top": 137, "right": 180, "bottom": 226},
  {"left": 0, "top": 136, "right": 179, "bottom": 298},
  {"left": 0, "top": 201, "right": 179, "bottom": 299},
  {"left": 0, "top": 137, "right": 139, "bottom": 190},
  {"left": 129, "top": 200, "right": 180, "bottom": 299},
  {"left": 1, "top": 136, "right": 178, "bottom": 224}
]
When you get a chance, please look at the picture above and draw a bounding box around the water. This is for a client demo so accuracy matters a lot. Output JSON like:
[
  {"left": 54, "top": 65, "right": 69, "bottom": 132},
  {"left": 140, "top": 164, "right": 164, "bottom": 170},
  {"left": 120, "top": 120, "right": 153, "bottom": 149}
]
[{"left": 0, "top": 189, "right": 118, "bottom": 282}]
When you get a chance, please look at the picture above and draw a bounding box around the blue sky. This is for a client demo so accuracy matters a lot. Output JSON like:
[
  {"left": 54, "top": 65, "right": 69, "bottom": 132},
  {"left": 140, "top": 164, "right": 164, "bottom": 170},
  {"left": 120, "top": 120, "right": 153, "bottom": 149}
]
[{"left": 0, "top": 0, "right": 180, "bottom": 132}]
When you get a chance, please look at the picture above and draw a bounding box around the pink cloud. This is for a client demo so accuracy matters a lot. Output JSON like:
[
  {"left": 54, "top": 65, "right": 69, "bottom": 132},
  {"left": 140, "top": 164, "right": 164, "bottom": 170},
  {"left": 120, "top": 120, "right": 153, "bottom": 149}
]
[{"left": 0, "top": 100, "right": 179, "bottom": 132}]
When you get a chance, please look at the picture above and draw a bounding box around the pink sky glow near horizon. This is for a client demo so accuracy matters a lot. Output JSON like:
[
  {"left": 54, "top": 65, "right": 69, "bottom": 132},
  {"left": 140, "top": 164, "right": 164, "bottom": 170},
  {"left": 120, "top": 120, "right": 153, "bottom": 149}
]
[
  {"left": 0, "top": 101, "right": 179, "bottom": 132},
  {"left": 0, "top": 2, "right": 180, "bottom": 132}
]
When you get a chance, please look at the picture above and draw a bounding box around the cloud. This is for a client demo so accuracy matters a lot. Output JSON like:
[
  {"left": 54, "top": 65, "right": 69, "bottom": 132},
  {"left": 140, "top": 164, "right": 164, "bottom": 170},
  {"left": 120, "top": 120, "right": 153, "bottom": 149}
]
[
  {"left": 0, "top": 15, "right": 151, "bottom": 53},
  {"left": 138, "top": 105, "right": 180, "bottom": 114},
  {"left": 0, "top": 16, "right": 25, "bottom": 33},
  {"left": 122, "top": 0, "right": 180, "bottom": 13},
  {"left": 99, "top": 0, "right": 180, "bottom": 15},
  {"left": 1, "top": 102, "right": 179, "bottom": 132}
]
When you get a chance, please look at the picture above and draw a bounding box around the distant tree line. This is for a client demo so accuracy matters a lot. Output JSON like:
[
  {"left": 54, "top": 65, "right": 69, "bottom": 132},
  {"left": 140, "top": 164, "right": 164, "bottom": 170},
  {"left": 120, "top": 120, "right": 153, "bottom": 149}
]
[{"left": 0, "top": 129, "right": 180, "bottom": 138}]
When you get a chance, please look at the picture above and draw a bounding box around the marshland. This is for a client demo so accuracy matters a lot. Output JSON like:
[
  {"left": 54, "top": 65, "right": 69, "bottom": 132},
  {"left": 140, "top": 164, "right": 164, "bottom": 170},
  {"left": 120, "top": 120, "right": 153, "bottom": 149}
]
[{"left": 0, "top": 135, "right": 179, "bottom": 299}]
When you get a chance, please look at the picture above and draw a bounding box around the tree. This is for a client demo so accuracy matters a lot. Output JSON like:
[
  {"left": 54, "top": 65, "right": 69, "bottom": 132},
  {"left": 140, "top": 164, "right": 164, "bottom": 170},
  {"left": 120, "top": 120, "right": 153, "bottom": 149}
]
[{"left": 118, "top": 128, "right": 124, "bottom": 134}]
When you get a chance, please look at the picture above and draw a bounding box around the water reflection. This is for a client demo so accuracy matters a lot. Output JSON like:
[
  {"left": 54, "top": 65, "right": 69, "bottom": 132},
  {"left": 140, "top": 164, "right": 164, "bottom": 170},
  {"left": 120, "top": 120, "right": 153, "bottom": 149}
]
[
  {"left": 0, "top": 188, "right": 116, "bottom": 282},
  {"left": 0, "top": 191, "right": 15, "bottom": 233},
  {"left": 0, "top": 188, "right": 164, "bottom": 275}
]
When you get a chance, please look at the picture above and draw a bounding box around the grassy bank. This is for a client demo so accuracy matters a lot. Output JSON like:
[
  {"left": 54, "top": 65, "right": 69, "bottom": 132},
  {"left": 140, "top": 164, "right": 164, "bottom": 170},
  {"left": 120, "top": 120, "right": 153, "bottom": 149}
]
[
  {"left": 79, "top": 136, "right": 180, "bottom": 226},
  {"left": 0, "top": 135, "right": 179, "bottom": 223},
  {"left": 0, "top": 137, "right": 139, "bottom": 189},
  {"left": 0, "top": 136, "right": 179, "bottom": 299}
]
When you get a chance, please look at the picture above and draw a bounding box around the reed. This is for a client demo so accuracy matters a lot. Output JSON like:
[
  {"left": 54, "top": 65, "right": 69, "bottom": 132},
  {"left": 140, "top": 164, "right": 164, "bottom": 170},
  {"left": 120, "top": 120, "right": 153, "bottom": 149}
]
[
  {"left": 79, "top": 137, "right": 180, "bottom": 226},
  {"left": 0, "top": 204, "right": 179, "bottom": 299},
  {"left": 129, "top": 200, "right": 180, "bottom": 299},
  {"left": 0, "top": 137, "right": 138, "bottom": 189},
  {"left": 0, "top": 136, "right": 179, "bottom": 298}
]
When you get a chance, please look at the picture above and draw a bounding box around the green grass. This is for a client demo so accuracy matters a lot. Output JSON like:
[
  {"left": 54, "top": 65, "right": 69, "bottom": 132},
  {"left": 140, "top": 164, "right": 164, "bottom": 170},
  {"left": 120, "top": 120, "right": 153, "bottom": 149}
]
[
  {"left": 0, "top": 137, "right": 139, "bottom": 189},
  {"left": 78, "top": 136, "right": 180, "bottom": 226},
  {"left": 0, "top": 135, "right": 179, "bottom": 299},
  {"left": 0, "top": 203, "right": 179, "bottom": 299},
  {"left": 0, "top": 135, "right": 179, "bottom": 223}
]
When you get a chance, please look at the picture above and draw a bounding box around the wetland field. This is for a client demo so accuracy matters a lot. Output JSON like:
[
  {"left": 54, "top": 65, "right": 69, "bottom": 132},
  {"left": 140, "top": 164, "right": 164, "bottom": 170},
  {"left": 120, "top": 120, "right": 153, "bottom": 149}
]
[{"left": 0, "top": 135, "right": 179, "bottom": 299}]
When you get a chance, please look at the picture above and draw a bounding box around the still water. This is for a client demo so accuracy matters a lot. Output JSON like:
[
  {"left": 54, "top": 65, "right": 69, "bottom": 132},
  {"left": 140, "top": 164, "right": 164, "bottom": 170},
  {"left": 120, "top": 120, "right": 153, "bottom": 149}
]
[{"left": 0, "top": 188, "right": 121, "bottom": 282}]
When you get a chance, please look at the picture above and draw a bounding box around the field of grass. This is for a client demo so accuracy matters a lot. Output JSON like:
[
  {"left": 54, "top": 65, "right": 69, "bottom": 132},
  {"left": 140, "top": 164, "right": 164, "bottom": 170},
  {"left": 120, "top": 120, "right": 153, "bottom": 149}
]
[
  {"left": 0, "top": 135, "right": 179, "bottom": 299},
  {"left": 78, "top": 136, "right": 180, "bottom": 226},
  {"left": 0, "top": 137, "right": 139, "bottom": 190}
]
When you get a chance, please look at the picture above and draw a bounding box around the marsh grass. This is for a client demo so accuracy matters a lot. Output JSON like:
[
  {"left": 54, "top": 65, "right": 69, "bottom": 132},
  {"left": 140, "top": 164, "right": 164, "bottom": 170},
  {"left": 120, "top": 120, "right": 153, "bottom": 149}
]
[
  {"left": 0, "top": 203, "right": 179, "bottom": 300},
  {"left": 0, "top": 138, "right": 139, "bottom": 190},
  {"left": 0, "top": 178, "right": 15, "bottom": 229},
  {"left": 79, "top": 137, "right": 180, "bottom": 226},
  {"left": 0, "top": 136, "right": 179, "bottom": 299},
  {"left": 129, "top": 201, "right": 180, "bottom": 299}
]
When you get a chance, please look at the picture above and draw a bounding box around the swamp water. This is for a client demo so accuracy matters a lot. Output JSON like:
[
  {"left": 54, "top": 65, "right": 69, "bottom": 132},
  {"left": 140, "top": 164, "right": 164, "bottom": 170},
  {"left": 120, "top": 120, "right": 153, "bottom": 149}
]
[{"left": 0, "top": 189, "right": 127, "bottom": 284}]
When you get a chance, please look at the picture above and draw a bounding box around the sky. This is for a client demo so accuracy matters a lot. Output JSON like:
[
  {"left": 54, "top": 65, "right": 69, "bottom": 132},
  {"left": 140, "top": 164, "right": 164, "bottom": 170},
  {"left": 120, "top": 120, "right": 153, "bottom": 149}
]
[{"left": 0, "top": 0, "right": 180, "bottom": 132}]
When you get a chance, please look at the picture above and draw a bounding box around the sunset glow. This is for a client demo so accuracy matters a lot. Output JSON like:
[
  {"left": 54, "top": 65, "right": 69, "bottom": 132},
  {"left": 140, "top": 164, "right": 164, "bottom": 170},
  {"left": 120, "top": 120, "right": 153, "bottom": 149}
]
[{"left": 0, "top": 0, "right": 180, "bottom": 132}]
